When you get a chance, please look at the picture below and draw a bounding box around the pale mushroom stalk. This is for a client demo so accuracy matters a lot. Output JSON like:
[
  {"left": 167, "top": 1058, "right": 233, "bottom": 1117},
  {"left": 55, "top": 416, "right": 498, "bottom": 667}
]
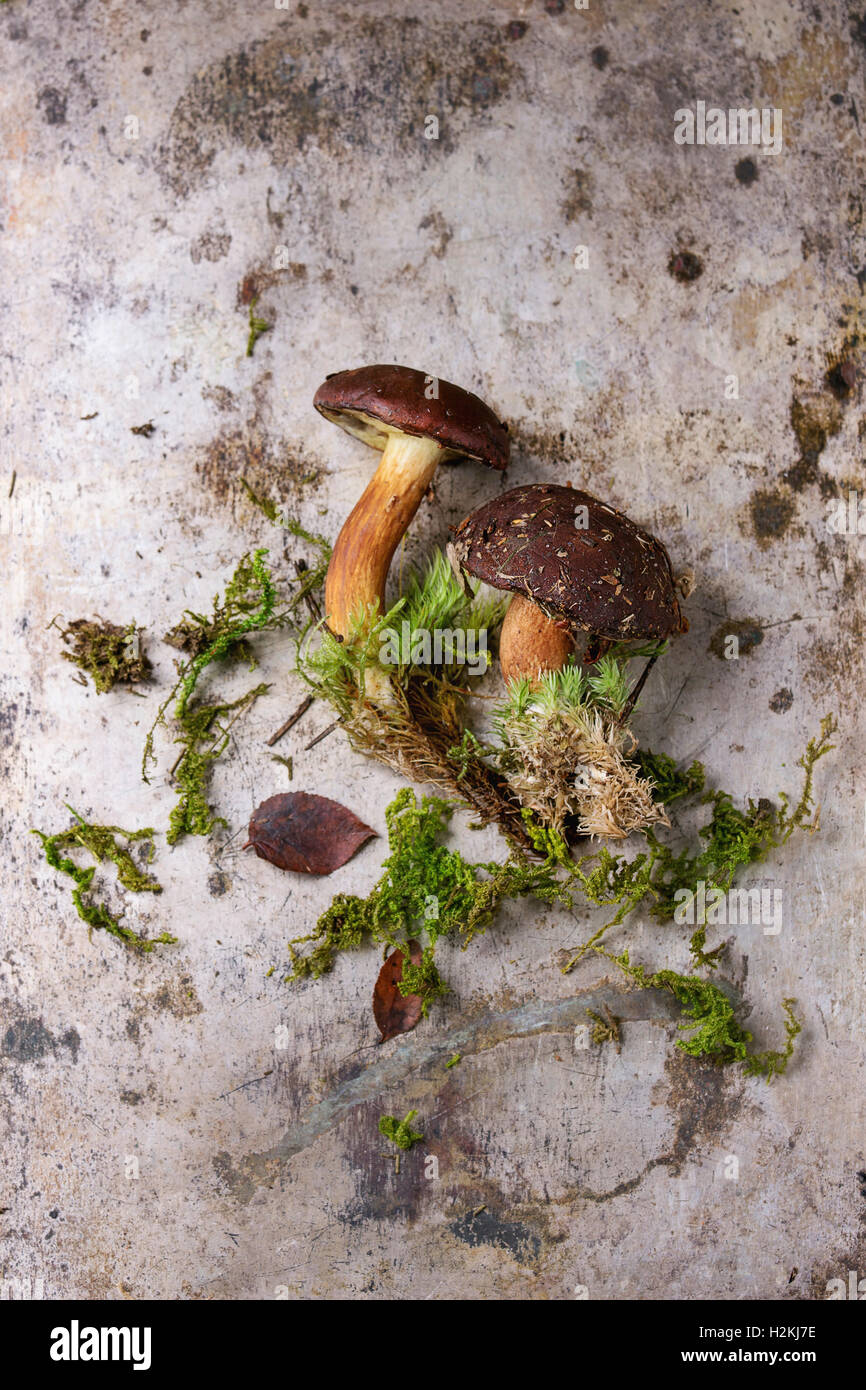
[{"left": 324, "top": 431, "right": 445, "bottom": 642}]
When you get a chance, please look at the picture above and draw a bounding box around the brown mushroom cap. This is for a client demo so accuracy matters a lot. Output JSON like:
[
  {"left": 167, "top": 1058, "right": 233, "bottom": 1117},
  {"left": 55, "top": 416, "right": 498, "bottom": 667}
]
[
  {"left": 452, "top": 483, "right": 687, "bottom": 641},
  {"left": 313, "top": 365, "right": 509, "bottom": 471}
]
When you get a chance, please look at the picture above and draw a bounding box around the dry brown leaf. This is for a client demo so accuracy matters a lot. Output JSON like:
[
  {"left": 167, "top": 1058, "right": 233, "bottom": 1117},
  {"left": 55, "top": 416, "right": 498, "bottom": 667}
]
[
  {"left": 373, "top": 941, "right": 423, "bottom": 1043},
  {"left": 245, "top": 792, "right": 377, "bottom": 875}
]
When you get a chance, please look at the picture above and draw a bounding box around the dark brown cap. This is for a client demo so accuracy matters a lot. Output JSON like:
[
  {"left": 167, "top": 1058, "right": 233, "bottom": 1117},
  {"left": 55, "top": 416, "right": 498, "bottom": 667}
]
[
  {"left": 451, "top": 483, "right": 687, "bottom": 640},
  {"left": 313, "top": 365, "right": 509, "bottom": 470}
]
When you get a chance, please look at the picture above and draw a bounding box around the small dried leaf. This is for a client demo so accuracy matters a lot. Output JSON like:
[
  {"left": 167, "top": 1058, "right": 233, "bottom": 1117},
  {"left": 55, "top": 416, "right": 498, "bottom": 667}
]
[
  {"left": 246, "top": 792, "right": 376, "bottom": 875},
  {"left": 373, "top": 941, "right": 423, "bottom": 1043}
]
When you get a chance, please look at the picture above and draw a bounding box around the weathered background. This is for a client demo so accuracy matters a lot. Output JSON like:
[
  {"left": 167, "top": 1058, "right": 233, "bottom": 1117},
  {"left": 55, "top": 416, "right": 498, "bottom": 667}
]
[{"left": 1, "top": 0, "right": 864, "bottom": 1301}]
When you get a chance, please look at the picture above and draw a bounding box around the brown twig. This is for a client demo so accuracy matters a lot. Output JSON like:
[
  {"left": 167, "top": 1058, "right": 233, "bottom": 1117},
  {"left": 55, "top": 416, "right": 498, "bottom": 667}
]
[
  {"left": 294, "top": 559, "right": 322, "bottom": 622},
  {"left": 304, "top": 718, "right": 341, "bottom": 750},
  {"left": 620, "top": 653, "right": 659, "bottom": 723},
  {"left": 266, "top": 694, "right": 314, "bottom": 747},
  {"left": 168, "top": 747, "right": 187, "bottom": 778}
]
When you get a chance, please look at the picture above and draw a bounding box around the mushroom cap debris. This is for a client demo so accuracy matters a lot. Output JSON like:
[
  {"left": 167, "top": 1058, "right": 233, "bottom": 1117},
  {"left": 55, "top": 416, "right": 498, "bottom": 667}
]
[
  {"left": 314, "top": 364, "right": 509, "bottom": 471},
  {"left": 451, "top": 482, "right": 687, "bottom": 641}
]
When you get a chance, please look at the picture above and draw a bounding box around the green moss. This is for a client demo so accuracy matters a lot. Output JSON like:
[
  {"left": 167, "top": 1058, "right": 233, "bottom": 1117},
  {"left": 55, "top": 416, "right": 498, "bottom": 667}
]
[
  {"left": 32, "top": 808, "right": 174, "bottom": 952},
  {"left": 602, "top": 949, "right": 801, "bottom": 1080},
  {"left": 299, "top": 549, "right": 503, "bottom": 709},
  {"left": 164, "top": 616, "right": 253, "bottom": 665},
  {"left": 445, "top": 1053, "right": 461, "bottom": 1069},
  {"left": 563, "top": 714, "right": 837, "bottom": 970},
  {"left": 166, "top": 684, "right": 270, "bottom": 845},
  {"left": 292, "top": 718, "right": 833, "bottom": 1077},
  {"left": 379, "top": 1110, "right": 423, "bottom": 1151},
  {"left": 172, "top": 551, "right": 276, "bottom": 726},
  {"left": 144, "top": 550, "right": 278, "bottom": 843},
  {"left": 632, "top": 750, "right": 706, "bottom": 805},
  {"left": 741, "top": 998, "right": 802, "bottom": 1080},
  {"left": 246, "top": 295, "right": 271, "bottom": 357},
  {"left": 286, "top": 788, "right": 565, "bottom": 1010},
  {"left": 56, "top": 619, "right": 150, "bottom": 694},
  {"left": 146, "top": 534, "right": 329, "bottom": 847}
]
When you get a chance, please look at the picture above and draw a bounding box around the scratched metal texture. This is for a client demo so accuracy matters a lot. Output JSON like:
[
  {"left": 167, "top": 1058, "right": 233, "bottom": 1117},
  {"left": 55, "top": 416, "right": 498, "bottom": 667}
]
[{"left": 1, "top": 0, "right": 864, "bottom": 1301}]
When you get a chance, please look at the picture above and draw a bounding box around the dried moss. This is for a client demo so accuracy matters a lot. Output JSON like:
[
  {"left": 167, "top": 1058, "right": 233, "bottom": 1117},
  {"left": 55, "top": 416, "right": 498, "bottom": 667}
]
[
  {"left": 56, "top": 619, "right": 150, "bottom": 694},
  {"left": 586, "top": 1005, "right": 622, "bottom": 1051}
]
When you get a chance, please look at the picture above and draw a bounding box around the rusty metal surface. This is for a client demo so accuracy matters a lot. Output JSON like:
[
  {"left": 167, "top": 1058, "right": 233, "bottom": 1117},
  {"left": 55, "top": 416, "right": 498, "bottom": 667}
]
[{"left": 1, "top": 0, "right": 864, "bottom": 1300}]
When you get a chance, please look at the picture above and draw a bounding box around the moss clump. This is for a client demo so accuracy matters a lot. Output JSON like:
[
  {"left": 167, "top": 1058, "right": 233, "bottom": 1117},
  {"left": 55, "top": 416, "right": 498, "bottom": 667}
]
[
  {"left": 494, "top": 659, "right": 670, "bottom": 838},
  {"left": 32, "top": 808, "right": 174, "bottom": 952},
  {"left": 586, "top": 1005, "right": 622, "bottom": 1051},
  {"left": 286, "top": 787, "right": 570, "bottom": 1011},
  {"left": 379, "top": 1111, "right": 423, "bottom": 1151},
  {"left": 56, "top": 619, "right": 150, "bottom": 694}
]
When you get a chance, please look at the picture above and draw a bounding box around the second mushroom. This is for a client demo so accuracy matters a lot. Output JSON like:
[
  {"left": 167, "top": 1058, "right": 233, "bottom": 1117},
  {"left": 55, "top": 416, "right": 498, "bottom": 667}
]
[{"left": 450, "top": 483, "right": 691, "bottom": 838}]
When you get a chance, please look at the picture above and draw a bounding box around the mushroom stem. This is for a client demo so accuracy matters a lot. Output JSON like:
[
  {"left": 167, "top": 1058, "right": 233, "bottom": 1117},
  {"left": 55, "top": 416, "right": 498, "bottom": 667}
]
[
  {"left": 499, "top": 594, "right": 574, "bottom": 685},
  {"left": 324, "top": 432, "right": 446, "bottom": 641}
]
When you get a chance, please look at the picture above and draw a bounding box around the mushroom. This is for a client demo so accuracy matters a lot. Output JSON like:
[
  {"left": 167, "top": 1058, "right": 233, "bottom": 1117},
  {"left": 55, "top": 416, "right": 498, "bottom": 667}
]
[
  {"left": 450, "top": 482, "right": 689, "bottom": 694},
  {"left": 450, "top": 483, "right": 690, "bottom": 837},
  {"left": 314, "top": 365, "right": 509, "bottom": 648}
]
